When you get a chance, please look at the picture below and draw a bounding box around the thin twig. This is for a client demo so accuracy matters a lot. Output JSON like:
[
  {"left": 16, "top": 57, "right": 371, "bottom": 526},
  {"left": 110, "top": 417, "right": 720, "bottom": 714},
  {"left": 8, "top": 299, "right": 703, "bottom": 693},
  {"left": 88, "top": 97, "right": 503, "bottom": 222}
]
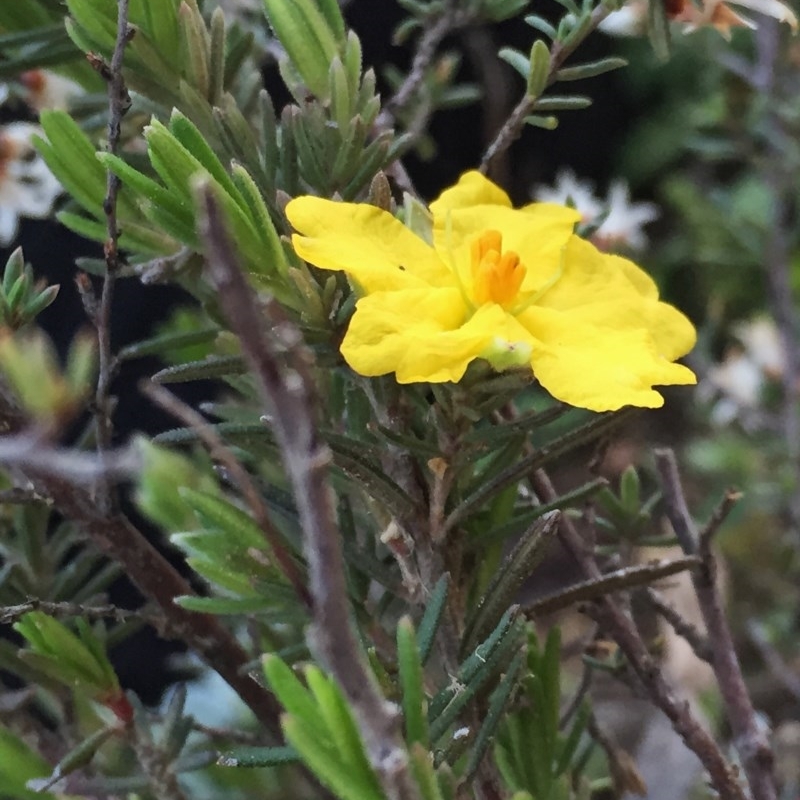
[
  {"left": 0, "top": 434, "right": 139, "bottom": 482},
  {"left": 380, "top": 3, "right": 472, "bottom": 122},
  {"left": 197, "top": 184, "right": 420, "bottom": 800},
  {"left": 0, "top": 599, "right": 163, "bottom": 630},
  {"left": 525, "top": 556, "right": 701, "bottom": 618},
  {"left": 480, "top": 3, "right": 612, "bottom": 173},
  {"left": 747, "top": 620, "right": 800, "bottom": 703},
  {"left": 532, "top": 467, "right": 749, "bottom": 800},
  {"left": 140, "top": 380, "right": 312, "bottom": 609},
  {"left": 586, "top": 711, "right": 648, "bottom": 797},
  {"left": 643, "top": 587, "right": 713, "bottom": 664},
  {"left": 91, "top": 0, "right": 133, "bottom": 512},
  {"left": 654, "top": 448, "right": 776, "bottom": 800}
]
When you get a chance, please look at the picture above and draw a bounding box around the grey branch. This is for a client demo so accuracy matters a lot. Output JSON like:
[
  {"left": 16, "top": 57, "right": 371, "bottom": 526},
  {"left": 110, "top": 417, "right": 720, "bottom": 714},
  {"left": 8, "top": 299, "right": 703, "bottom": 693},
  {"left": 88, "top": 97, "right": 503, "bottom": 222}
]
[
  {"left": 654, "top": 448, "right": 776, "bottom": 800},
  {"left": 532, "top": 467, "right": 749, "bottom": 800},
  {"left": 197, "top": 183, "right": 420, "bottom": 800}
]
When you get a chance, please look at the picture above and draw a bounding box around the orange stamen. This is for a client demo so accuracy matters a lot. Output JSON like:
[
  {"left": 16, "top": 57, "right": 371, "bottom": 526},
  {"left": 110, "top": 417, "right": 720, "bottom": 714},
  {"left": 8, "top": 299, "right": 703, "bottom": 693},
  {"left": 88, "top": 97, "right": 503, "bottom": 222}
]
[{"left": 470, "top": 230, "right": 527, "bottom": 306}]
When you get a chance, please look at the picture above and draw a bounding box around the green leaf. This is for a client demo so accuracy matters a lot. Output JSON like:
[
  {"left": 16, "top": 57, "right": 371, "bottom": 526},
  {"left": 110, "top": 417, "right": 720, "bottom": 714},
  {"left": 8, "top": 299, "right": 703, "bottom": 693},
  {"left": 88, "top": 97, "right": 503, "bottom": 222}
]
[
  {"left": 417, "top": 574, "right": 450, "bottom": 664},
  {"left": 305, "top": 667, "right": 382, "bottom": 794},
  {"left": 175, "top": 594, "right": 288, "bottom": 614},
  {"left": 97, "top": 151, "right": 196, "bottom": 234},
  {"left": 14, "top": 612, "right": 118, "bottom": 696},
  {"left": 263, "top": 655, "right": 321, "bottom": 728},
  {"left": 229, "top": 163, "right": 288, "bottom": 279},
  {"left": 179, "top": 488, "right": 267, "bottom": 550},
  {"left": 282, "top": 715, "right": 384, "bottom": 800},
  {"left": 217, "top": 745, "right": 300, "bottom": 767},
  {"left": 409, "top": 742, "right": 445, "bottom": 800},
  {"left": 65, "top": 0, "right": 117, "bottom": 50},
  {"left": 34, "top": 111, "right": 107, "bottom": 214},
  {"left": 555, "top": 57, "right": 628, "bottom": 81},
  {"left": 397, "top": 618, "right": 429, "bottom": 746},
  {"left": 532, "top": 96, "right": 592, "bottom": 111},
  {"left": 463, "top": 512, "right": 560, "bottom": 653},
  {"left": 0, "top": 725, "right": 55, "bottom": 800},
  {"left": 151, "top": 354, "right": 247, "bottom": 383},
  {"left": 541, "top": 627, "right": 561, "bottom": 747},
  {"left": 554, "top": 701, "right": 589, "bottom": 776},
  {"left": 465, "top": 649, "right": 525, "bottom": 779},
  {"left": 139, "top": 0, "right": 180, "bottom": 70},
  {"left": 169, "top": 111, "right": 241, "bottom": 201},
  {"left": 118, "top": 327, "right": 219, "bottom": 361},
  {"left": 262, "top": 0, "right": 337, "bottom": 99},
  {"left": 448, "top": 410, "right": 632, "bottom": 529},
  {"left": 429, "top": 611, "right": 523, "bottom": 745}
]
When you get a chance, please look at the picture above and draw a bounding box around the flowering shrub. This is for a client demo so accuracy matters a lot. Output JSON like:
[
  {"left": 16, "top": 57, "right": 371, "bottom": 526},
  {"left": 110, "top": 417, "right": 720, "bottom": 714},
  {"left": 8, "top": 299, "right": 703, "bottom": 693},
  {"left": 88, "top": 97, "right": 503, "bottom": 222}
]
[{"left": 0, "top": 0, "right": 796, "bottom": 799}]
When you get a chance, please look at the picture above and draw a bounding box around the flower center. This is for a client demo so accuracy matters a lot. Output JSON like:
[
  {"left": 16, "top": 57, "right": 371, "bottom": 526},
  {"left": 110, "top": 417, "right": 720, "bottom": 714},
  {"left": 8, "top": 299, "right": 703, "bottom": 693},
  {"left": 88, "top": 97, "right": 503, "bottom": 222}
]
[{"left": 470, "top": 230, "right": 527, "bottom": 307}]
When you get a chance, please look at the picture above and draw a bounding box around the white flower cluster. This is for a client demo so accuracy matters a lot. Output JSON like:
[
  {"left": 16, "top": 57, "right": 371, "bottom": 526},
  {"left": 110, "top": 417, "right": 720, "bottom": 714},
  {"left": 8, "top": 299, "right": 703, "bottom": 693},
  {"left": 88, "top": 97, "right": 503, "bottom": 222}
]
[
  {"left": 533, "top": 170, "right": 659, "bottom": 252},
  {"left": 0, "top": 71, "right": 82, "bottom": 246},
  {"left": 699, "top": 317, "right": 785, "bottom": 429}
]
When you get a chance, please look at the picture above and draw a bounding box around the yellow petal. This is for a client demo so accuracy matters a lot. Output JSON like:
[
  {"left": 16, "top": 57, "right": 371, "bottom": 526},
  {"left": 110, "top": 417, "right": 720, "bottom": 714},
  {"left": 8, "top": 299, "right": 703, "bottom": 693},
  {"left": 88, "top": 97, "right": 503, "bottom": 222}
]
[
  {"left": 607, "top": 253, "right": 659, "bottom": 300},
  {"left": 524, "top": 308, "right": 696, "bottom": 411},
  {"left": 528, "top": 235, "right": 696, "bottom": 360},
  {"left": 286, "top": 196, "right": 450, "bottom": 292},
  {"left": 429, "top": 170, "right": 512, "bottom": 214},
  {"left": 341, "top": 289, "right": 507, "bottom": 383}
]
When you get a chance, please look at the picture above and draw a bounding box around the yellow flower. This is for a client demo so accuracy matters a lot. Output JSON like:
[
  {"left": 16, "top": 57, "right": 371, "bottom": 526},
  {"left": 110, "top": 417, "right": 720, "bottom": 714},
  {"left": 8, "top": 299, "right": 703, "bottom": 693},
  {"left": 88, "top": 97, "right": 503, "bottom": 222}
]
[{"left": 286, "top": 171, "right": 696, "bottom": 412}]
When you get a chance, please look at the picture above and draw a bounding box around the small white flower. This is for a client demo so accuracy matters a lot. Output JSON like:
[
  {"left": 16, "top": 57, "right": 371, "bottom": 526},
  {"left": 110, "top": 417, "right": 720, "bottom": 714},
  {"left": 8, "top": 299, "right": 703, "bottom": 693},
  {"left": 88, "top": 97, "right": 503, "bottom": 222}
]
[
  {"left": 599, "top": 0, "right": 649, "bottom": 36},
  {"left": 732, "top": 317, "right": 784, "bottom": 376},
  {"left": 19, "top": 70, "right": 83, "bottom": 113},
  {"left": 670, "top": 0, "right": 797, "bottom": 36},
  {"left": 533, "top": 170, "right": 659, "bottom": 252},
  {"left": 0, "top": 122, "right": 63, "bottom": 246},
  {"left": 700, "top": 316, "right": 786, "bottom": 428},
  {"left": 533, "top": 170, "right": 603, "bottom": 223}
]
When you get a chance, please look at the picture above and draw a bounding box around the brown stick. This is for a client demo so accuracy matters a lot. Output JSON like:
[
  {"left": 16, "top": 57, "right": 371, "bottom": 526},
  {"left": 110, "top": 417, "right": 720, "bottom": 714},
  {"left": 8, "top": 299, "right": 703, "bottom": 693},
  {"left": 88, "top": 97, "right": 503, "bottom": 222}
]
[
  {"left": 654, "top": 449, "right": 776, "bottom": 800},
  {"left": 90, "top": 0, "right": 134, "bottom": 512}
]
